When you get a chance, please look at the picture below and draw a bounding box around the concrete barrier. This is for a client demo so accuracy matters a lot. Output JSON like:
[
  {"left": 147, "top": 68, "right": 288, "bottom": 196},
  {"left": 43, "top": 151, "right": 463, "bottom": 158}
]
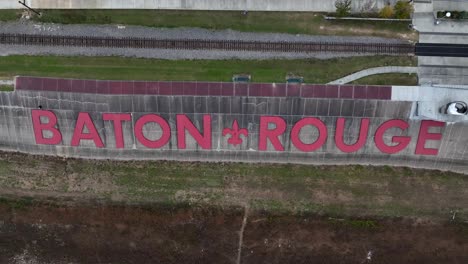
[
  {"left": 0, "top": 77, "right": 466, "bottom": 173},
  {"left": 2, "top": 0, "right": 398, "bottom": 12}
]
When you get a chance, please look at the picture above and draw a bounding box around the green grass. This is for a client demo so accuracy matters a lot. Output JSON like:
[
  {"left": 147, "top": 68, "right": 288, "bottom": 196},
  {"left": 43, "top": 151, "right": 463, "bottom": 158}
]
[
  {"left": 0, "top": 197, "right": 34, "bottom": 210},
  {"left": 328, "top": 218, "right": 378, "bottom": 230},
  {"left": 0, "top": 85, "right": 14, "bottom": 91},
  {"left": 0, "top": 55, "right": 417, "bottom": 84},
  {"left": 0, "top": 10, "right": 416, "bottom": 40},
  {"left": 352, "top": 73, "right": 418, "bottom": 86},
  {"left": 0, "top": 10, "right": 20, "bottom": 21}
]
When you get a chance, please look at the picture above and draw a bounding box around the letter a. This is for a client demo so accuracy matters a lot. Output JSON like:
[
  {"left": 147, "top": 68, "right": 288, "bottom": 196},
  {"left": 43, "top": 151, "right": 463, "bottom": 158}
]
[{"left": 71, "top": 112, "right": 104, "bottom": 148}]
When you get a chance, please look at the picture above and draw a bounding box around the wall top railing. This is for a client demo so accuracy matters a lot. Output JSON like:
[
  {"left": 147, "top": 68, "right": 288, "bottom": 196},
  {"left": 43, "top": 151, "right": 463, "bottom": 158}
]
[{"left": 14, "top": 76, "right": 392, "bottom": 100}]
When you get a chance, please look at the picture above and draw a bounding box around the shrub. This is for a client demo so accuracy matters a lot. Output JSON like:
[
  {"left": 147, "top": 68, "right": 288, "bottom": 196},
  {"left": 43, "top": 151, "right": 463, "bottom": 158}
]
[
  {"left": 394, "top": 0, "right": 414, "bottom": 19},
  {"left": 335, "top": 0, "right": 352, "bottom": 17},
  {"left": 451, "top": 11, "right": 461, "bottom": 19},
  {"left": 379, "top": 5, "right": 394, "bottom": 18},
  {"left": 461, "top": 11, "right": 468, "bottom": 19}
]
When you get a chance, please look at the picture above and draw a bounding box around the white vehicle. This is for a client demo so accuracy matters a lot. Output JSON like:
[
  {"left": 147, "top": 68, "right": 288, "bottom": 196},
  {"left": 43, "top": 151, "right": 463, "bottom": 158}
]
[{"left": 440, "top": 101, "right": 468, "bottom": 116}]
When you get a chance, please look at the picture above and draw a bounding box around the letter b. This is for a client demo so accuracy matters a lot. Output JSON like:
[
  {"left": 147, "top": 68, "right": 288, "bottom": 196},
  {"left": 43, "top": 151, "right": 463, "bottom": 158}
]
[{"left": 31, "top": 110, "right": 62, "bottom": 145}]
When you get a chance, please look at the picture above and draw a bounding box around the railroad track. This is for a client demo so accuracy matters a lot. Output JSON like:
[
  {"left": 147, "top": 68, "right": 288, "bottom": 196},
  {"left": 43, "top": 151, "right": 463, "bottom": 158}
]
[{"left": 0, "top": 33, "right": 415, "bottom": 54}]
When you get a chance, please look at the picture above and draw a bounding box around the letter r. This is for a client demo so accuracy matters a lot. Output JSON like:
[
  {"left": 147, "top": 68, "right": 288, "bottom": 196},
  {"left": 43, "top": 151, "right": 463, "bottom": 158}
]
[{"left": 259, "top": 116, "right": 286, "bottom": 151}]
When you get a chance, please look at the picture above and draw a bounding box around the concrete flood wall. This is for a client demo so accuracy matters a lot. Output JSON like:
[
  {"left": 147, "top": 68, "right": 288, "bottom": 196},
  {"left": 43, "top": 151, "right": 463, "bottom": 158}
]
[
  {"left": 0, "top": 77, "right": 467, "bottom": 173},
  {"left": 3, "top": 0, "right": 397, "bottom": 12}
]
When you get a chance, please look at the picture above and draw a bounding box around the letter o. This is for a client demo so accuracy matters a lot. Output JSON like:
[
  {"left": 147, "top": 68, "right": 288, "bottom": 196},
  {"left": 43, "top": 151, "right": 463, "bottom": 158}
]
[
  {"left": 291, "top": 118, "right": 327, "bottom": 152},
  {"left": 134, "top": 114, "right": 171, "bottom": 148}
]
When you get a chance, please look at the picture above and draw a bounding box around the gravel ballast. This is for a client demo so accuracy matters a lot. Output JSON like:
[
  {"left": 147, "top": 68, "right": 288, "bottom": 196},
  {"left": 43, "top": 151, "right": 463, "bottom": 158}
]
[
  {"left": 0, "top": 21, "right": 409, "bottom": 44},
  {"left": 0, "top": 44, "right": 366, "bottom": 60},
  {"left": 0, "top": 21, "right": 408, "bottom": 60}
]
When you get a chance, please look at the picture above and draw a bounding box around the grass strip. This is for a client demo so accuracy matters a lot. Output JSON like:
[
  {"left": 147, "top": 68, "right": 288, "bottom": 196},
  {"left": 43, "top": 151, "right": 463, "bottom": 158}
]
[
  {"left": 0, "top": 10, "right": 416, "bottom": 40},
  {"left": 0, "top": 55, "right": 417, "bottom": 84},
  {"left": 0, "top": 153, "right": 466, "bottom": 221},
  {"left": 0, "top": 85, "right": 14, "bottom": 91},
  {"left": 351, "top": 73, "right": 418, "bottom": 86}
]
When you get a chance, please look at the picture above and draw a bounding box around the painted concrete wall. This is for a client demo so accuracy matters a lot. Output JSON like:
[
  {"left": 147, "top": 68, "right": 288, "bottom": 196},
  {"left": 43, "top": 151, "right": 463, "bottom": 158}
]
[
  {"left": 2, "top": 0, "right": 397, "bottom": 12},
  {"left": 0, "top": 87, "right": 467, "bottom": 173}
]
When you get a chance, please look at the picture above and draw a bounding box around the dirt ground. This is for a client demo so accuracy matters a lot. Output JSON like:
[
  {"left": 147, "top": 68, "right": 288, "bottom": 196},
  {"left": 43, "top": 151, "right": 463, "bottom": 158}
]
[
  {"left": 0, "top": 202, "right": 467, "bottom": 264},
  {"left": 0, "top": 152, "right": 467, "bottom": 263}
]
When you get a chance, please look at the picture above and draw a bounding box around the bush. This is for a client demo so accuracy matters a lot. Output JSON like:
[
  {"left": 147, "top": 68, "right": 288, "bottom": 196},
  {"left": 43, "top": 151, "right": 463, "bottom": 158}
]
[
  {"left": 379, "top": 5, "right": 394, "bottom": 18},
  {"left": 335, "top": 0, "right": 352, "bottom": 17},
  {"left": 461, "top": 11, "right": 468, "bottom": 19},
  {"left": 437, "top": 11, "right": 468, "bottom": 20},
  {"left": 394, "top": 0, "right": 414, "bottom": 19},
  {"left": 451, "top": 11, "right": 461, "bottom": 19}
]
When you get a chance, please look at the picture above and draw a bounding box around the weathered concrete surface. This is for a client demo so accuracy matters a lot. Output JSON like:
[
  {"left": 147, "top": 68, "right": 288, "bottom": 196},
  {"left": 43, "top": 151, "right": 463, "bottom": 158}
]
[
  {"left": 0, "top": 88, "right": 467, "bottom": 173},
  {"left": 433, "top": 0, "right": 468, "bottom": 11},
  {"left": 413, "top": 1, "right": 468, "bottom": 85},
  {"left": 0, "top": 80, "right": 13, "bottom": 85},
  {"left": 392, "top": 84, "right": 468, "bottom": 122},
  {"left": 2, "top": 0, "right": 397, "bottom": 12}
]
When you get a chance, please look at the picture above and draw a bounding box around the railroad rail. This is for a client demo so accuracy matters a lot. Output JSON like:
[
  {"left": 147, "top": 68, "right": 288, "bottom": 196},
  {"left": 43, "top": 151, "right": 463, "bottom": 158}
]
[{"left": 0, "top": 33, "right": 415, "bottom": 54}]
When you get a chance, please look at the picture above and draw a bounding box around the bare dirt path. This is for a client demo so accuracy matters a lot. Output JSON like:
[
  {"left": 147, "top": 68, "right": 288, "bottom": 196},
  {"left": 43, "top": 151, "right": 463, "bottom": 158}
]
[{"left": 0, "top": 202, "right": 467, "bottom": 264}]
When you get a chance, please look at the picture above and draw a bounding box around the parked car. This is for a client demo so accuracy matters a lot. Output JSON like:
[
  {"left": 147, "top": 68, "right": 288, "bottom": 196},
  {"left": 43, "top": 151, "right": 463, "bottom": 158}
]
[{"left": 440, "top": 101, "right": 468, "bottom": 116}]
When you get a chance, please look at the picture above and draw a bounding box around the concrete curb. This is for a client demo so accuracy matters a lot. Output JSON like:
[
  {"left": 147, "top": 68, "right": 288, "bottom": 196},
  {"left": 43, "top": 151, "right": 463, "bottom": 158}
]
[
  {"left": 0, "top": 80, "right": 14, "bottom": 86},
  {"left": 324, "top": 16, "right": 412, "bottom": 22},
  {"left": 328, "top": 66, "right": 418, "bottom": 84}
]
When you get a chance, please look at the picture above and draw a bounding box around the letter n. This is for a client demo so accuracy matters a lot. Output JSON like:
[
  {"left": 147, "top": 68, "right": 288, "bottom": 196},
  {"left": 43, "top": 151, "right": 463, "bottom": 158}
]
[
  {"left": 31, "top": 110, "right": 62, "bottom": 145},
  {"left": 177, "top": 115, "right": 212, "bottom": 149}
]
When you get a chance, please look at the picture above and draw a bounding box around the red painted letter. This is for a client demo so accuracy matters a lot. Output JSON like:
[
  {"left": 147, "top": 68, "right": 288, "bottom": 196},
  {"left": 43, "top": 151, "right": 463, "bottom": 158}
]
[
  {"left": 31, "top": 110, "right": 62, "bottom": 145},
  {"left": 177, "top": 115, "right": 212, "bottom": 149},
  {"left": 259, "top": 116, "right": 286, "bottom": 151},
  {"left": 291, "top": 118, "right": 327, "bottom": 152},
  {"left": 335, "top": 118, "right": 370, "bottom": 153},
  {"left": 134, "top": 114, "right": 171, "bottom": 148},
  {"left": 71, "top": 112, "right": 104, "bottom": 148},
  {"left": 415, "top": 120, "right": 445, "bottom": 155},
  {"left": 374, "top": 119, "right": 411, "bottom": 154},
  {"left": 103, "top": 113, "right": 131, "bottom": 149}
]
